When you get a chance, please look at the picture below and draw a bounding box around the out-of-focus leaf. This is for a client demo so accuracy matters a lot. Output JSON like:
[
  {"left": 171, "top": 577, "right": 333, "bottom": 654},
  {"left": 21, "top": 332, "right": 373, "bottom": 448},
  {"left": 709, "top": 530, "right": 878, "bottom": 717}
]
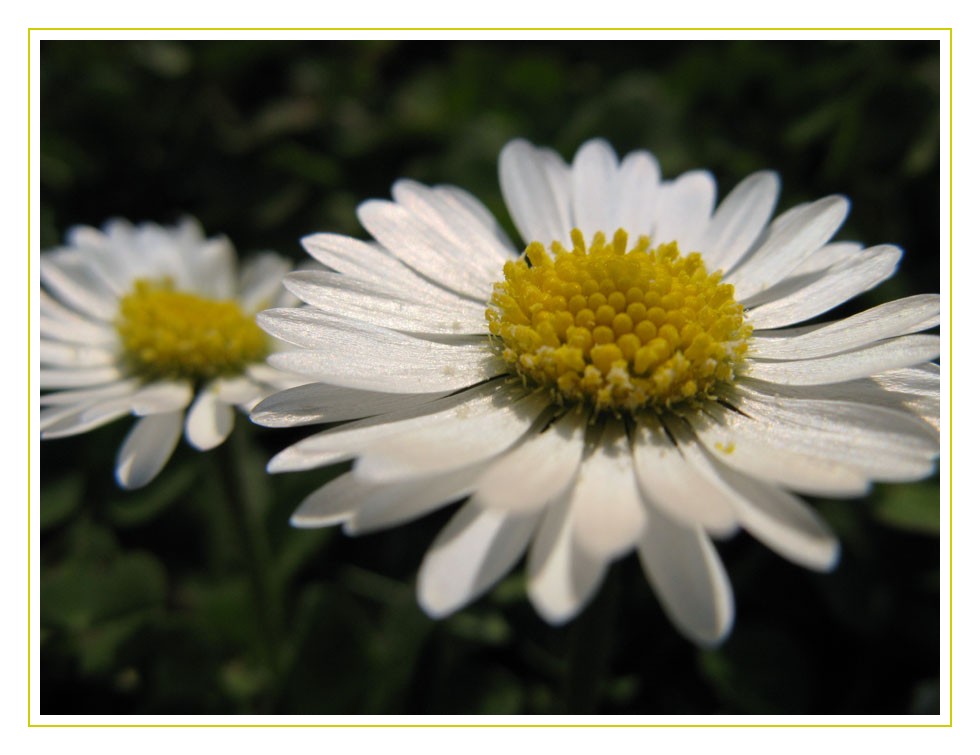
[
  {"left": 42, "top": 550, "right": 167, "bottom": 631},
  {"left": 909, "top": 679, "right": 940, "bottom": 714},
  {"left": 475, "top": 668, "right": 524, "bottom": 714},
  {"left": 699, "top": 624, "right": 813, "bottom": 714},
  {"left": 76, "top": 615, "right": 148, "bottom": 676},
  {"left": 445, "top": 609, "right": 511, "bottom": 646},
  {"left": 361, "top": 581, "right": 434, "bottom": 713},
  {"left": 872, "top": 482, "right": 941, "bottom": 534},
  {"left": 221, "top": 658, "right": 267, "bottom": 703},
  {"left": 105, "top": 459, "right": 200, "bottom": 527},
  {"left": 40, "top": 472, "right": 84, "bottom": 530},
  {"left": 605, "top": 674, "right": 641, "bottom": 704}
]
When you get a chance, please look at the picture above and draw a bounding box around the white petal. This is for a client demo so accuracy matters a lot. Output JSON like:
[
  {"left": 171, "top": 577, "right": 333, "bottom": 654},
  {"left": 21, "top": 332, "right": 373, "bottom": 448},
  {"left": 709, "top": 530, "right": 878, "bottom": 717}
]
[
  {"left": 131, "top": 381, "right": 194, "bottom": 415},
  {"left": 344, "top": 464, "right": 481, "bottom": 535},
  {"left": 571, "top": 139, "right": 620, "bottom": 236},
  {"left": 632, "top": 414, "right": 739, "bottom": 535},
  {"left": 392, "top": 179, "right": 515, "bottom": 268},
  {"left": 251, "top": 382, "right": 448, "bottom": 427},
  {"left": 214, "top": 375, "right": 267, "bottom": 406},
  {"left": 243, "top": 363, "right": 302, "bottom": 393},
  {"left": 282, "top": 270, "right": 487, "bottom": 334},
  {"left": 568, "top": 422, "right": 647, "bottom": 561},
  {"left": 472, "top": 409, "right": 587, "bottom": 513},
  {"left": 652, "top": 170, "right": 716, "bottom": 252},
  {"left": 301, "top": 233, "right": 476, "bottom": 308},
  {"left": 726, "top": 195, "right": 849, "bottom": 299},
  {"left": 611, "top": 150, "right": 661, "bottom": 238},
  {"left": 637, "top": 508, "right": 734, "bottom": 647},
  {"left": 750, "top": 294, "right": 940, "bottom": 359},
  {"left": 40, "top": 366, "right": 126, "bottom": 389},
  {"left": 357, "top": 200, "right": 496, "bottom": 301},
  {"left": 526, "top": 492, "right": 608, "bottom": 625},
  {"left": 353, "top": 390, "right": 554, "bottom": 483},
  {"left": 40, "top": 402, "right": 131, "bottom": 438},
  {"left": 40, "top": 339, "right": 116, "bottom": 368},
  {"left": 791, "top": 240, "right": 864, "bottom": 274},
  {"left": 418, "top": 501, "right": 540, "bottom": 618},
  {"left": 746, "top": 245, "right": 903, "bottom": 329},
  {"left": 182, "top": 231, "right": 236, "bottom": 299},
  {"left": 261, "top": 309, "right": 504, "bottom": 394},
  {"left": 499, "top": 138, "right": 572, "bottom": 245},
  {"left": 685, "top": 404, "right": 871, "bottom": 497},
  {"left": 289, "top": 471, "right": 363, "bottom": 528},
  {"left": 40, "top": 290, "right": 117, "bottom": 344},
  {"left": 700, "top": 171, "right": 780, "bottom": 272},
  {"left": 872, "top": 364, "right": 940, "bottom": 396},
  {"left": 40, "top": 403, "right": 91, "bottom": 432},
  {"left": 185, "top": 389, "right": 235, "bottom": 450},
  {"left": 711, "top": 460, "right": 840, "bottom": 572},
  {"left": 64, "top": 223, "right": 111, "bottom": 250},
  {"left": 729, "top": 384, "right": 938, "bottom": 481},
  {"left": 39, "top": 379, "right": 141, "bottom": 407},
  {"left": 40, "top": 315, "right": 115, "bottom": 347},
  {"left": 746, "top": 334, "right": 940, "bottom": 385},
  {"left": 736, "top": 375, "right": 940, "bottom": 435},
  {"left": 238, "top": 253, "right": 292, "bottom": 313},
  {"left": 115, "top": 411, "right": 183, "bottom": 490},
  {"left": 40, "top": 252, "right": 119, "bottom": 321},
  {"left": 266, "top": 380, "right": 510, "bottom": 473},
  {"left": 434, "top": 185, "right": 518, "bottom": 255}
]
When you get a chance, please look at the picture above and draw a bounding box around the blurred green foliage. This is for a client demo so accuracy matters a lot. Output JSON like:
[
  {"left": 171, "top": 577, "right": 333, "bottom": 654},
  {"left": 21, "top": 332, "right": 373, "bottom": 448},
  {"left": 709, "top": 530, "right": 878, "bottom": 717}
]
[{"left": 39, "top": 39, "right": 941, "bottom": 715}]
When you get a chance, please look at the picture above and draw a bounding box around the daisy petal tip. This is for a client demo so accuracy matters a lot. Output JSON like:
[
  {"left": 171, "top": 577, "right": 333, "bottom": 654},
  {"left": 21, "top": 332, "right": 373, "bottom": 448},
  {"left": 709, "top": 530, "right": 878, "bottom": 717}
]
[
  {"left": 690, "top": 615, "right": 734, "bottom": 649},
  {"left": 821, "top": 192, "right": 850, "bottom": 217},
  {"left": 500, "top": 137, "right": 534, "bottom": 157},
  {"left": 575, "top": 137, "right": 616, "bottom": 159},
  {"left": 417, "top": 597, "right": 453, "bottom": 622},
  {"left": 416, "top": 579, "right": 461, "bottom": 621},
  {"left": 341, "top": 518, "right": 366, "bottom": 537},
  {"left": 265, "top": 453, "right": 291, "bottom": 474},
  {"left": 354, "top": 198, "right": 391, "bottom": 226},
  {"left": 185, "top": 432, "right": 224, "bottom": 453},
  {"left": 702, "top": 518, "right": 741, "bottom": 541},
  {"left": 815, "top": 539, "right": 842, "bottom": 573},
  {"left": 788, "top": 536, "right": 842, "bottom": 574},
  {"left": 289, "top": 511, "right": 346, "bottom": 529},
  {"left": 114, "top": 463, "right": 153, "bottom": 491},
  {"left": 527, "top": 592, "right": 578, "bottom": 627}
]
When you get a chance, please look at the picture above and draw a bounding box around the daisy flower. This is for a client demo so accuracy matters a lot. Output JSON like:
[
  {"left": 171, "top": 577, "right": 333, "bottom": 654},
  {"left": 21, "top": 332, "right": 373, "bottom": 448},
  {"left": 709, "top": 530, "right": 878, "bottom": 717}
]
[
  {"left": 253, "top": 139, "right": 940, "bottom": 646},
  {"left": 40, "top": 217, "right": 303, "bottom": 490}
]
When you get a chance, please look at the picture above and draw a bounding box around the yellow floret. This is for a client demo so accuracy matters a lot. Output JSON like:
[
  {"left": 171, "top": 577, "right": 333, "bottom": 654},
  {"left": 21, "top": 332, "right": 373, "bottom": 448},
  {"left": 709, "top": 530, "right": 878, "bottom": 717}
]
[
  {"left": 486, "top": 229, "right": 752, "bottom": 412},
  {"left": 116, "top": 279, "right": 267, "bottom": 382}
]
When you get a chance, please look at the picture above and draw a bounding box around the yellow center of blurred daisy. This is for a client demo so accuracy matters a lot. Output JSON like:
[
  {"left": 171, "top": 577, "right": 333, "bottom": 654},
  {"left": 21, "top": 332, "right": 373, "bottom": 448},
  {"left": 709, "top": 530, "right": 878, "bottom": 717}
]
[
  {"left": 115, "top": 279, "right": 267, "bottom": 381},
  {"left": 486, "top": 229, "right": 752, "bottom": 412}
]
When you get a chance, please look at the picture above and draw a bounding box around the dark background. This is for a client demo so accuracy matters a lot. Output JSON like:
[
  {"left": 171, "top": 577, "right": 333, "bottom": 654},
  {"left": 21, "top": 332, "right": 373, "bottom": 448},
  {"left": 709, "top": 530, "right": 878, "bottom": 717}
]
[{"left": 39, "top": 39, "right": 941, "bottom": 715}]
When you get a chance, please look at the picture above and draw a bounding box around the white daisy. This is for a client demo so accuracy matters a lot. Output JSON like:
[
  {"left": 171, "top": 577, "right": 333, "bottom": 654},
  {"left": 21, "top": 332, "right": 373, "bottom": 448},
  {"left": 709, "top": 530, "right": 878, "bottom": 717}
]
[
  {"left": 40, "top": 217, "right": 304, "bottom": 489},
  {"left": 253, "top": 139, "right": 940, "bottom": 646}
]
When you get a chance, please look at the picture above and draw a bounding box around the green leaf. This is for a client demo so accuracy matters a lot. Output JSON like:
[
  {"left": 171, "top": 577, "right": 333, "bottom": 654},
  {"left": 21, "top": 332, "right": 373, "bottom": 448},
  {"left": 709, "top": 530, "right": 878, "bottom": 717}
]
[
  {"left": 42, "top": 550, "right": 167, "bottom": 631},
  {"left": 699, "top": 624, "right": 813, "bottom": 714},
  {"left": 40, "top": 472, "right": 85, "bottom": 530},
  {"left": 872, "top": 482, "right": 940, "bottom": 534},
  {"left": 105, "top": 459, "right": 200, "bottom": 527},
  {"left": 445, "top": 610, "right": 511, "bottom": 646},
  {"left": 76, "top": 614, "right": 148, "bottom": 676}
]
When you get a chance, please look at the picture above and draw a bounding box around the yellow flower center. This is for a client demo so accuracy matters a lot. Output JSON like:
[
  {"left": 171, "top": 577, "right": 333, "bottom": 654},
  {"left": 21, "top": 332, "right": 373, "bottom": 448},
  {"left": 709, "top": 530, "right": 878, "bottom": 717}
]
[
  {"left": 486, "top": 229, "right": 752, "bottom": 412},
  {"left": 115, "top": 279, "right": 267, "bottom": 382}
]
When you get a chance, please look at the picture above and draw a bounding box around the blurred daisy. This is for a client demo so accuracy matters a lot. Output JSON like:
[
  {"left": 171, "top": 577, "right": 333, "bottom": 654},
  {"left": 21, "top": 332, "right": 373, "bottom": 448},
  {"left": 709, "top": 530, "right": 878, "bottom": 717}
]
[
  {"left": 40, "top": 218, "right": 303, "bottom": 489},
  {"left": 254, "top": 139, "right": 940, "bottom": 645}
]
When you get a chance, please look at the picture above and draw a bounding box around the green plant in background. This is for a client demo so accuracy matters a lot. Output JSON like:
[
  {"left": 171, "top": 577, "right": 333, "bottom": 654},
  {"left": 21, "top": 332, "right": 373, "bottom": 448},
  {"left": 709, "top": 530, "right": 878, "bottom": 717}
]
[{"left": 39, "top": 39, "right": 941, "bottom": 715}]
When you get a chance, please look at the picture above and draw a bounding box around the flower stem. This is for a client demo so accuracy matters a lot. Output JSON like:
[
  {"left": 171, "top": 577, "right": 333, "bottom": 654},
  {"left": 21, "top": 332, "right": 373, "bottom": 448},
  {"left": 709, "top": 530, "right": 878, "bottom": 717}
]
[
  {"left": 563, "top": 569, "right": 620, "bottom": 714},
  {"left": 215, "top": 422, "right": 282, "bottom": 702}
]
